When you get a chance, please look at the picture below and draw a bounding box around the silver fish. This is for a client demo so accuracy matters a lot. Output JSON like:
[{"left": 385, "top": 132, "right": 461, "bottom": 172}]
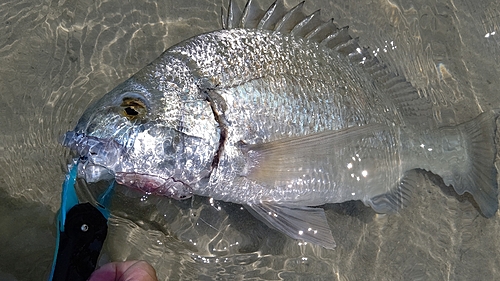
[{"left": 62, "top": 0, "right": 498, "bottom": 248}]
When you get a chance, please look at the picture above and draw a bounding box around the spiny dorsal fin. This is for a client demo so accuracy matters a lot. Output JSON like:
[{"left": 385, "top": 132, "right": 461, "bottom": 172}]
[
  {"left": 291, "top": 9, "right": 322, "bottom": 38},
  {"left": 222, "top": 0, "right": 434, "bottom": 126},
  {"left": 306, "top": 19, "right": 339, "bottom": 43},
  {"left": 223, "top": 0, "right": 349, "bottom": 50},
  {"left": 241, "top": 0, "right": 266, "bottom": 29},
  {"left": 257, "top": 0, "right": 287, "bottom": 30},
  {"left": 274, "top": 1, "right": 307, "bottom": 34},
  {"left": 223, "top": 1, "right": 357, "bottom": 56},
  {"left": 225, "top": 0, "right": 242, "bottom": 29}
]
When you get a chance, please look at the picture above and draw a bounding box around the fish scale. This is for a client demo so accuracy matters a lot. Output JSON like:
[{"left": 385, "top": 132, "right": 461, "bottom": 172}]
[{"left": 62, "top": 0, "right": 498, "bottom": 249}]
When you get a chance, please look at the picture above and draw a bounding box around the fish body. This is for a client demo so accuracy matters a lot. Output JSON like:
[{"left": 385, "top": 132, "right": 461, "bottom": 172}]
[{"left": 63, "top": 0, "right": 498, "bottom": 248}]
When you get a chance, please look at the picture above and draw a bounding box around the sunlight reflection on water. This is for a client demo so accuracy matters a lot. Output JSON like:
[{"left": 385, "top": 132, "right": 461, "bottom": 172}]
[{"left": 0, "top": 0, "right": 499, "bottom": 280}]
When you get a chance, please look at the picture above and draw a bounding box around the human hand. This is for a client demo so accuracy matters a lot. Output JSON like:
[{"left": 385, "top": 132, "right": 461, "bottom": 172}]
[{"left": 88, "top": 260, "right": 158, "bottom": 281}]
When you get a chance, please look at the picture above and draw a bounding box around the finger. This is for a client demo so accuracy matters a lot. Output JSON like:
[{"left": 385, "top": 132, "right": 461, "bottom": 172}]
[{"left": 88, "top": 260, "right": 157, "bottom": 281}]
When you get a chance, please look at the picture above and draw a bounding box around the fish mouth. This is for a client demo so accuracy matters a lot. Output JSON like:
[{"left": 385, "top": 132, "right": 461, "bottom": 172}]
[
  {"left": 61, "top": 131, "right": 193, "bottom": 200},
  {"left": 62, "top": 131, "right": 122, "bottom": 181},
  {"left": 62, "top": 131, "right": 123, "bottom": 165}
]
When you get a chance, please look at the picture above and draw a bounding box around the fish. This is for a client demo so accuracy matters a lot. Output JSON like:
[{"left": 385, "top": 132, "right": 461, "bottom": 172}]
[{"left": 62, "top": 0, "right": 499, "bottom": 249}]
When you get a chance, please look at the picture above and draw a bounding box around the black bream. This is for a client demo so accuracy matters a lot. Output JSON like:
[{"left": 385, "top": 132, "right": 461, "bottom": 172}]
[{"left": 62, "top": 0, "right": 498, "bottom": 248}]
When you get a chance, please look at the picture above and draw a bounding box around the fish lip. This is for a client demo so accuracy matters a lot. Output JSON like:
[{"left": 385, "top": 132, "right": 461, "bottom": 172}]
[
  {"left": 61, "top": 131, "right": 123, "bottom": 155},
  {"left": 115, "top": 172, "right": 193, "bottom": 200},
  {"left": 78, "top": 161, "right": 115, "bottom": 182},
  {"left": 62, "top": 131, "right": 124, "bottom": 182}
]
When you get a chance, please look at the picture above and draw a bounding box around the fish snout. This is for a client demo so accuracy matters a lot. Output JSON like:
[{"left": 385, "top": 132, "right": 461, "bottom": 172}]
[
  {"left": 62, "top": 131, "right": 122, "bottom": 159},
  {"left": 61, "top": 131, "right": 124, "bottom": 181}
]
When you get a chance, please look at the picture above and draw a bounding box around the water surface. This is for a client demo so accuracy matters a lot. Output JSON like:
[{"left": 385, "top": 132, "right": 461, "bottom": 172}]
[{"left": 1, "top": 0, "right": 500, "bottom": 280}]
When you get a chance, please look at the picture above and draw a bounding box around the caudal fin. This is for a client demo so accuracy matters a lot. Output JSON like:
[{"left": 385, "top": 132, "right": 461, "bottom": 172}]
[{"left": 447, "top": 110, "right": 499, "bottom": 217}]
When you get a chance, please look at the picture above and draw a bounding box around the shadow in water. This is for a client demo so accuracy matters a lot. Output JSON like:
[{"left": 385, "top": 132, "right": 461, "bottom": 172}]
[{"left": 0, "top": 181, "right": 57, "bottom": 281}]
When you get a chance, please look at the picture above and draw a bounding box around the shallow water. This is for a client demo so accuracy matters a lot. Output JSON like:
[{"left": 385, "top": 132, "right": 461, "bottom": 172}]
[{"left": 1, "top": 0, "right": 499, "bottom": 280}]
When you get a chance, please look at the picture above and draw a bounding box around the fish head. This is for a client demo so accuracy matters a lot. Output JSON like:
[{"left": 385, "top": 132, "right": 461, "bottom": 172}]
[{"left": 62, "top": 78, "right": 221, "bottom": 200}]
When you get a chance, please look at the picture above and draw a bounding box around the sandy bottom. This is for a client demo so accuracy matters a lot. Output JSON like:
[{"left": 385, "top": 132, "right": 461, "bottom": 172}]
[{"left": 1, "top": 0, "right": 499, "bottom": 280}]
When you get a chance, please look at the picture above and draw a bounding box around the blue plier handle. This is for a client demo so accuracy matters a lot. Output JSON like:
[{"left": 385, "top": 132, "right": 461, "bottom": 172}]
[{"left": 48, "top": 159, "right": 114, "bottom": 281}]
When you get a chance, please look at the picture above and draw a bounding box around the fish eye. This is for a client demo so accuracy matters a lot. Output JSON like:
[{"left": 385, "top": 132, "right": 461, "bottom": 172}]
[{"left": 120, "top": 97, "right": 147, "bottom": 120}]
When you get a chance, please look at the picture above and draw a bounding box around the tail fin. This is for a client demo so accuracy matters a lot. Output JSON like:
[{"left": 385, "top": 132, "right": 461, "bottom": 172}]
[{"left": 446, "top": 110, "right": 499, "bottom": 217}]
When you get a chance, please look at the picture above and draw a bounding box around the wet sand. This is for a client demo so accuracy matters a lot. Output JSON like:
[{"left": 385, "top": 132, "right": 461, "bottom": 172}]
[{"left": 0, "top": 0, "right": 499, "bottom": 280}]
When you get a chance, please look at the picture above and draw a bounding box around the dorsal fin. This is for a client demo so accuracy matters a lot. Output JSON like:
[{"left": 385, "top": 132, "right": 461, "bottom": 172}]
[
  {"left": 222, "top": 1, "right": 361, "bottom": 57},
  {"left": 225, "top": 0, "right": 242, "bottom": 29},
  {"left": 222, "top": 0, "right": 434, "bottom": 126},
  {"left": 241, "top": 0, "right": 266, "bottom": 29},
  {"left": 322, "top": 26, "right": 351, "bottom": 49},
  {"left": 306, "top": 19, "right": 339, "bottom": 43},
  {"left": 274, "top": 1, "right": 307, "bottom": 34},
  {"left": 291, "top": 9, "right": 322, "bottom": 38},
  {"left": 257, "top": 0, "right": 287, "bottom": 30}
]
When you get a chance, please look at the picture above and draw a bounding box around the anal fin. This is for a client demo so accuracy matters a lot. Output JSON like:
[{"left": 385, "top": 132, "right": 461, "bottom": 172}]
[
  {"left": 365, "top": 171, "right": 416, "bottom": 214},
  {"left": 246, "top": 203, "right": 336, "bottom": 249}
]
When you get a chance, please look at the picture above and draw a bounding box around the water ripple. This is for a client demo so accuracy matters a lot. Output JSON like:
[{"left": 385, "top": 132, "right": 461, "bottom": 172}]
[{"left": 1, "top": 0, "right": 500, "bottom": 280}]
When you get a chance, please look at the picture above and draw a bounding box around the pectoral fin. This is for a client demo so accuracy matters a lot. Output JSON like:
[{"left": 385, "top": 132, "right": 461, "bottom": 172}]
[
  {"left": 245, "top": 203, "right": 336, "bottom": 249},
  {"left": 241, "top": 123, "right": 390, "bottom": 188}
]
